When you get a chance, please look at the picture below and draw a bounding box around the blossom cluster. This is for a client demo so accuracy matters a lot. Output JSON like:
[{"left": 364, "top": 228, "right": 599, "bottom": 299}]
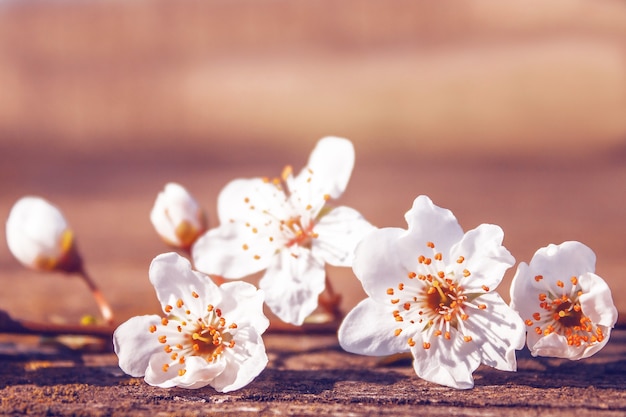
[{"left": 4, "top": 137, "right": 618, "bottom": 391}]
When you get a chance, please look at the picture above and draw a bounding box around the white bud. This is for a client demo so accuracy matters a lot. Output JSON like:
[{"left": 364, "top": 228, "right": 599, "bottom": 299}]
[
  {"left": 150, "top": 183, "right": 207, "bottom": 249},
  {"left": 6, "top": 196, "right": 80, "bottom": 272}
]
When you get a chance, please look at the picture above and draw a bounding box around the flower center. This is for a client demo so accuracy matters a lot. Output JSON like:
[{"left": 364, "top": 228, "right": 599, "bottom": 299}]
[
  {"left": 388, "top": 241, "right": 486, "bottom": 350},
  {"left": 282, "top": 217, "right": 318, "bottom": 249},
  {"left": 148, "top": 291, "right": 238, "bottom": 377},
  {"left": 525, "top": 275, "right": 604, "bottom": 347}
]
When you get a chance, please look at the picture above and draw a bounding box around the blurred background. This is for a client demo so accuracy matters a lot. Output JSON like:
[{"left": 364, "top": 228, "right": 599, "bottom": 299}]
[{"left": 0, "top": 0, "right": 624, "bottom": 325}]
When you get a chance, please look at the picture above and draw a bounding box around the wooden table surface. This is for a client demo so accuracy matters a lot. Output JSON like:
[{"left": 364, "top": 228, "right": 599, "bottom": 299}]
[{"left": 1, "top": 329, "right": 625, "bottom": 416}]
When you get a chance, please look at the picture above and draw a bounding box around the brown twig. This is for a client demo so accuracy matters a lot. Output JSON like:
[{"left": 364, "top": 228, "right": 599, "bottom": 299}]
[{"left": 0, "top": 310, "right": 114, "bottom": 339}]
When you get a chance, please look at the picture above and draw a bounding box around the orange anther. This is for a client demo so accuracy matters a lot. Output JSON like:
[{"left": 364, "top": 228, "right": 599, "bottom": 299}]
[{"left": 534, "top": 275, "right": 543, "bottom": 282}]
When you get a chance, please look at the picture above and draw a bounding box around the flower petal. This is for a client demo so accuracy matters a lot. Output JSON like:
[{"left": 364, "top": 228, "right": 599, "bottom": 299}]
[
  {"left": 462, "top": 292, "right": 525, "bottom": 371},
  {"left": 450, "top": 224, "right": 515, "bottom": 292},
  {"left": 149, "top": 252, "right": 221, "bottom": 315},
  {"left": 509, "top": 262, "right": 536, "bottom": 320},
  {"left": 216, "top": 178, "right": 288, "bottom": 225},
  {"left": 293, "top": 136, "right": 354, "bottom": 200},
  {"left": 578, "top": 272, "right": 618, "bottom": 328},
  {"left": 411, "top": 334, "right": 480, "bottom": 389},
  {"left": 218, "top": 281, "right": 270, "bottom": 334},
  {"left": 313, "top": 206, "right": 376, "bottom": 267},
  {"left": 399, "top": 196, "right": 464, "bottom": 260},
  {"left": 192, "top": 221, "right": 276, "bottom": 279},
  {"left": 527, "top": 241, "right": 596, "bottom": 289},
  {"left": 259, "top": 250, "right": 326, "bottom": 325},
  {"left": 351, "top": 227, "right": 408, "bottom": 303},
  {"left": 144, "top": 353, "right": 225, "bottom": 389},
  {"left": 113, "top": 315, "right": 163, "bottom": 377},
  {"left": 528, "top": 332, "right": 578, "bottom": 359},
  {"left": 210, "top": 326, "right": 268, "bottom": 392},
  {"left": 338, "top": 297, "right": 410, "bottom": 356}
]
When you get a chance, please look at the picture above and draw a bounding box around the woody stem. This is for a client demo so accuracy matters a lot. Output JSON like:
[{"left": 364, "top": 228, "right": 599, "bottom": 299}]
[{"left": 78, "top": 267, "right": 114, "bottom": 325}]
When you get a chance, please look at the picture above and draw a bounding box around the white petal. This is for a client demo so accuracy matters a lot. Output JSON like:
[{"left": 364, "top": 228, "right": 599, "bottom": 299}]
[
  {"left": 450, "top": 224, "right": 515, "bottom": 292},
  {"left": 411, "top": 333, "right": 480, "bottom": 389},
  {"left": 509, "top": 262, "right": 537, "bottom": 319},
  {"left": 259, "top": 250, "right": 326, "bottom": 325},
  {"left": 149, "top": 252, "right": 221, "bottom": 315},
  {"left": 211, "top": 327, "right": 268, "bottom": 392},
  {"left": 351, "top": 227, "right": 408, "bottom": 303},
  {"left": 338, "top": 298, "right": 409, "bottom": 356},
  {"left": 527, "top": 241, "right": 596, "bottom": 290},
  {"left": 218, "top": 281, "right": 270, "bottom": 334},
  {"left": 216, "top": 178, "right": 289, "bottom": 225},
  {"left": 578, "top": 272, "right": 618, "bottom": 328},
  {"left": 113, "top": 315, "right": 163, "bottom": 377},
  {"left": 293, "top": 136, "right": 354, "bottom": 200},
  {"left": 462, "top": 292, "right": 525, "bottom": 372},
  {"left": 177, "top": 356, "right": 227, "bottom": 389},
  {"left": 192, "top": 222, "right": 276, "bottom": 279},
  {"left": 399, "top": 196, "right": 464, "bottom": 259},
  {"left": 6, "top": 196, "right": 70, "bottom": 268},
  {"left": 528, "top": 332, "right": 581, "bottom": 359},
  {"left": 312, "top": 206, "right": 376, "bottom": 267},
  {"left": 144, "top": 353, "right": 225, "bottom": 389}
]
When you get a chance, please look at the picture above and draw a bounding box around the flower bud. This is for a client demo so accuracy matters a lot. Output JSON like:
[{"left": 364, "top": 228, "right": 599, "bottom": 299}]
[
  {"left": 150, "top": 183, "right": 207, "bottom": 250},
  {"left": 6, "top": 196, "right": 81, "bottom": 272}
]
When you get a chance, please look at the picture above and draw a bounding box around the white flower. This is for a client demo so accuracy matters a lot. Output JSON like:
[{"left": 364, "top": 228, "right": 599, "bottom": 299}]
[
  {"left": 5, "top": 196, "right": 81, "bottom": 272},
  {"left": 113, "top": 252, "right": 269, "bottom": 391},
  {"left": 510, "top": 241, "right": 617, "bottom": 360},
  {"left": 338, "top": 195, "right": 525, "bottom": 389},
  {"left": 150, "top": 182, "right": 207, "bottom": 250},
  {"left": 192, "top": 137, "right": 375, "bottom": 325}
]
